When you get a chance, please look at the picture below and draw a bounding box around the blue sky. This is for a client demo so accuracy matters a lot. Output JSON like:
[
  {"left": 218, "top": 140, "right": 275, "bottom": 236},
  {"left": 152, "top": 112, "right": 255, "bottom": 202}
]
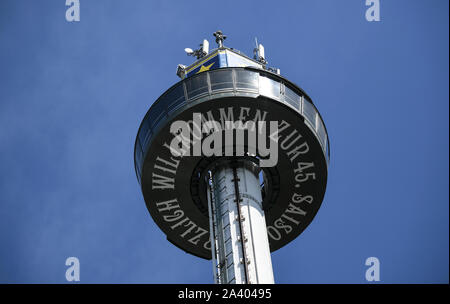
[{"left": 0, "top": 0, "right": 448, "bottom": 283}]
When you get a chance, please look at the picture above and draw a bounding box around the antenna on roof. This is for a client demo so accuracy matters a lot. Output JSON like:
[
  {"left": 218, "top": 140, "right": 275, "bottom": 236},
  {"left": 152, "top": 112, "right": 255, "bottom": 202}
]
[
  {"left": 213, "top": 30, "right": 227, "bottom": 48},
  {"left": 184, "top": 39, "right": 209, "bottom": 59},
  {"left": 253, "top": 37, "right": 267, "bottom": 65}
]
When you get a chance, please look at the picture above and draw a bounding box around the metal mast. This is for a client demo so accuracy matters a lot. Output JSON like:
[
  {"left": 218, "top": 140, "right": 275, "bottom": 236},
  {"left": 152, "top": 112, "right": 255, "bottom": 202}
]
[{"left": 208, "top": 160, "right": 274, "bottom": 284}]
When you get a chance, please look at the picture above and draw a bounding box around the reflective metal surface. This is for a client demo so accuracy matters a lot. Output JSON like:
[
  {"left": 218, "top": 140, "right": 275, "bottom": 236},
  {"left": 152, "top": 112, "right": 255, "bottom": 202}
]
[{"left": 134, "top": 67, "right": 330, "bottom": 184}]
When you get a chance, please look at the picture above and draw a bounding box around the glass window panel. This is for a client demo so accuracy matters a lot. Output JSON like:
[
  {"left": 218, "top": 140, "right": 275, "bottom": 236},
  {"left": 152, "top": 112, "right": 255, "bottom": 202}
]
[
  {"left": 235, "top": 70, "right": 258, "bottom": 90},
  {"left": 285, "top": 85, "right": 300, "bottom": 110},
  {"left": 186, "top": 73, "right": 209, "bottom": 100},
  {"left": 165, "top": 84, "right": 185, "bottom": 113},
  {"left": 210, "top": 69, "right": 233, "bottom": 91},
  {"left": 138, "top": 122, "right": 153, "bottom": 153},
  {"left": 147, "top": 99, "right": 167, "bottom": 129},
  {"left": 302, "top": 100, "right": 317, "bottom": 129},
  {"left": 259, "top": 75, "right": 280, "bottom": 99},
  {"left": 142, "top": 131, "right": 152, "bottom": 154},
  {"left": 138, "top": 119, "right": 150, "bottom": 145},
  {"left": 317, "top": 118, "right": 327, "bottom": 149}
]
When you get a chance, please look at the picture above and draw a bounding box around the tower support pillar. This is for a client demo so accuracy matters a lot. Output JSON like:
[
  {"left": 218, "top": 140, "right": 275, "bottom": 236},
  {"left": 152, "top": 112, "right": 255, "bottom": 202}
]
[{"left": 207, "top": 160, "right": 275, "bottom": 284}]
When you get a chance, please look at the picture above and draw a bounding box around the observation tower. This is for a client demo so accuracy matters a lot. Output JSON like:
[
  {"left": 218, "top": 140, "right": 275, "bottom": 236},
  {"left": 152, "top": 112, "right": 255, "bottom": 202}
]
[{"left": 134, "top": 31, "right": 330, "bottom": 284}]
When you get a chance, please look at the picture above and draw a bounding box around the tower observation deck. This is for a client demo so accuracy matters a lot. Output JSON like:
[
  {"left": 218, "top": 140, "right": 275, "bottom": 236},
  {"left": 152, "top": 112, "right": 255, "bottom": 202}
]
[{"left": 134, "top": 31, "right": 330, "bottom": 284}]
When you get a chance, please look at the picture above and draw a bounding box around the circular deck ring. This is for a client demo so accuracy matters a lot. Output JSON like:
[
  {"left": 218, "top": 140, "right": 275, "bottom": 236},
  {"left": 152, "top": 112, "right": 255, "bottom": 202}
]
[{"left": 135, "top": 68, "right": 329, "bottom": 259}]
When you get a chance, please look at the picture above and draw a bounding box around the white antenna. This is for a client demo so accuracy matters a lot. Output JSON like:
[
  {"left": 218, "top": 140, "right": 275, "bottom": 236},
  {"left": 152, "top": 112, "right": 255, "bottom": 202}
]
[
  {"left": 258, "top": 44, "right": 265, "bottom": 61},
  {"left": 253, "top": 37, "right": 267, "bottom": 65},
  {"left": 184, "top": 39, "right": 209, "bottom": 59},
  {"left": 202, "top": 39, "right": 209, "bottom": 55},
  {"left": 253, "top": 37, "right": 259, "bottom": 60}
]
